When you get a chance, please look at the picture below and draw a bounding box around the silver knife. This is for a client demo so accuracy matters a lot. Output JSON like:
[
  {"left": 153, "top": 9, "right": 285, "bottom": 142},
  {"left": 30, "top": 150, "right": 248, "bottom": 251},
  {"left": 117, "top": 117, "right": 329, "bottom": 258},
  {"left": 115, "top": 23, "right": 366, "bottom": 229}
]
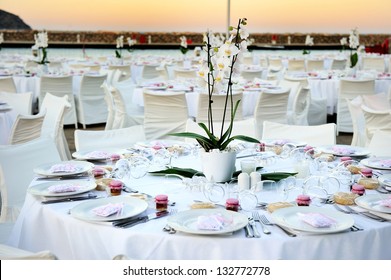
[
  {"left": 113, "top": 211, "right": 169, "bottom": 228},
  {"left": 41, "top": 194, "right": 98, "bottom": 204}
]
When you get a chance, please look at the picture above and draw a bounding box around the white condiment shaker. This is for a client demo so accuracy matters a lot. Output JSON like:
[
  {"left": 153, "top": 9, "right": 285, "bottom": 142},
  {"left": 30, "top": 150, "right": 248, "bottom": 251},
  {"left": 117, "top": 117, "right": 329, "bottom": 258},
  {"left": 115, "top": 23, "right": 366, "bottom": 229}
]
[{"left": 238, "top": 172, "right": 250, "bottom": 191}]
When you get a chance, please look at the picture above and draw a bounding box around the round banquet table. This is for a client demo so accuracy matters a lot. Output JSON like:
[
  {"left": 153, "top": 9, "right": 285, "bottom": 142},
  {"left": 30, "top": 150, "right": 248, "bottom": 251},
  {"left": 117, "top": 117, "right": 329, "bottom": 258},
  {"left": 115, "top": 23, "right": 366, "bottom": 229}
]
[{"left": 7, "top": 150, "right": 391, "bottom": 260}]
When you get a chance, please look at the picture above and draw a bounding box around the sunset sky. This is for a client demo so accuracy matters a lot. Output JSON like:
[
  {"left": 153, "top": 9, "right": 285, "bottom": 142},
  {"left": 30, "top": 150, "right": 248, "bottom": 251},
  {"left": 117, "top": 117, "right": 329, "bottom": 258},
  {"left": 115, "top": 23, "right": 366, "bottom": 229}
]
[{"left": 1, "top": 0, "right": 389, "bottom": 34}]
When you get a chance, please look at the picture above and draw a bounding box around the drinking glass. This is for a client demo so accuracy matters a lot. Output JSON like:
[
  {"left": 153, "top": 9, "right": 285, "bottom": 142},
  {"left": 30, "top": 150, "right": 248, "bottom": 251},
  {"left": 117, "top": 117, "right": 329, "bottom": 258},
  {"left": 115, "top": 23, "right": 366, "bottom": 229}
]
[{"left": 240, "top": 159, "right": 256, "bottom": 175}]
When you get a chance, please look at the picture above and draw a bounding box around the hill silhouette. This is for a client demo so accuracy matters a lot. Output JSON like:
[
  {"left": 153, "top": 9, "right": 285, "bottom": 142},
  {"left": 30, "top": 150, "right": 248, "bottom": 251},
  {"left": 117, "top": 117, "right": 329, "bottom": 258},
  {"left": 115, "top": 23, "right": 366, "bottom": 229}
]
[{"left": 0, "top": 9, "right": 31, "bottom": 30}]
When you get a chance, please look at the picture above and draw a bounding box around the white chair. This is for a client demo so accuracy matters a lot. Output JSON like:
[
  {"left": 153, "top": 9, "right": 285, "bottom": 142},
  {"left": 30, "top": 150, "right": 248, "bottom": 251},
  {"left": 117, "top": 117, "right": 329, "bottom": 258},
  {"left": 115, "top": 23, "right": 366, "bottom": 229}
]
[
  {"left": 267, "top": 57, "right": 284, "bottom": 72},
  {"left": 330, "top": 58, "right": 347, "bottom": 70},
  {"left": 8, "top": 110, "right": 46, "bottom": 145},
  {"left": 74, "top": 126, "right": 146, "bottom": 152},
  {"left": 140, "top": 64, "right": 168, "bottom": 82},
  {"left": 40, "top": 93, "right": 72, "bottom": 160},
  {"left": 346, "top": 96, "right": 367, "bottom": 147},
  {"left": 279, "top": 79, "right": 301, "bottom": 113},
  {"left": 0, "top": 91, "right": 33, "bottom": 115},
  {"left": 361, "top": 104, "right": 391, "bottom": 144},
  {"left": 102, "top": 83, "right": 144, "bottom": 129},
  {"left": 287, "top": 87, "right": 311, "bottom": 125},
  {"left": 368, "top": 130, "right": 391, "bottom": 157},
  {"left": 362, "top": 92, "right": 391, "bottom": 111},
  {"left": 0, "top": 77, "right": 17, "bottom": 93},
  {"left": 253, "top": 88, "right": 290, "bottom": 139},
  {"left": 108, "top": 64, "right": 132, "bottom": 82},
  {"left": 286, "top": 59, "right": 306, "bottom": 72},
  {"left": 143, "top": 90, "right": 188, "bottom": 140},
  {"left": 172, "top": 68, "right": 198, "bottom": 79},
  {"left": 0, "top": 244, "right": 57, "bottom": 260},
  {"left": 240, "top": 69, "right": 266, "bottom": 81},
  {"left": 102, "top": 83, "right": 115, "bottom": 130},
  {"left": 76, "top": 73, "right": 108, "bottom": 128},
  {"left": 306, "top": 59, "right": 325, "bottom": 71},
  {"left": 336, "top": 78, "right": 375, "bottom": 133},
  {"left": 196, "top": 92, "right": 244, "bottom": 123},
  {"left": 39, "top": 75, "right": 78, "bottom": 128},
  {"left": 262, "top": 121, "right": 337, "bottom": 146},
  {"left": 361, "top": 56, "right": 386, "bottom": 72},
  {"left": 0, "top": 137, "right": 61, "bottom": 242}
]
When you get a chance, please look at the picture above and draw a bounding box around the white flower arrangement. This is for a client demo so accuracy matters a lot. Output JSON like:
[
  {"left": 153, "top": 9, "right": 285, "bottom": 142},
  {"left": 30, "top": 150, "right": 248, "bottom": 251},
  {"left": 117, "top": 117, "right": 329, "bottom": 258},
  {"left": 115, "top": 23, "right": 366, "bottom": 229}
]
[
  {"left": 349, "top": 27, "right": 360, "bottom": 68},
  {"left": 33, "top": 30, "right": 49, "bottom": 64},
  {"left": 179, "top": 35, "right": 189, "bottom": 55}
]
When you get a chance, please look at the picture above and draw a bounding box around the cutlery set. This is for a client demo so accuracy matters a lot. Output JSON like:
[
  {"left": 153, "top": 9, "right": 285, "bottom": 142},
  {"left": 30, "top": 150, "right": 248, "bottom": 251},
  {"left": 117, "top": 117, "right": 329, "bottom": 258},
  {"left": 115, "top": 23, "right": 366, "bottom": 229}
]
[
  {"left": 41, "top": 193, "right": 99, "bottom": 204},
  {"left": 113, "top": 209, "right": 177, "bottom": 228},
  {"left": 333, "top": 204, "right": 386, "bottom": 222}
]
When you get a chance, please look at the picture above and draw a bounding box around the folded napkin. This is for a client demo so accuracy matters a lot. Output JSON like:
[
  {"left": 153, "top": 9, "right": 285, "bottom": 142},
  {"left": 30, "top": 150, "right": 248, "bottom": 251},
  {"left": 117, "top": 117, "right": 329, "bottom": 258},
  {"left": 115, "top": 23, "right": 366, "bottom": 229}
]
[
  {"left": 197, "top": 213, "right": 232, "bottom": 231},
  {"left": 92, "top": 203, "right": 123, "bottom": 217},
  {"left": 85, "top": 151, "right": 112, "bottom": 159},
  {"left": 332, "top": 146, "right": 355, "bottom": 155},
  {"left": 379, "top": 198, "right": 391, "bottom": 208},
  {"left": 49, "top": 163, "right": 81, "bottom": 173},
  {"left": 378, "top": 160, "right": 391, "bottom": 168},
  {"left": 47, "top": 183, "right": 82, "bottom": 193},
  {"left": 298, "top": 212, "right": 336, "bottom": 228}
]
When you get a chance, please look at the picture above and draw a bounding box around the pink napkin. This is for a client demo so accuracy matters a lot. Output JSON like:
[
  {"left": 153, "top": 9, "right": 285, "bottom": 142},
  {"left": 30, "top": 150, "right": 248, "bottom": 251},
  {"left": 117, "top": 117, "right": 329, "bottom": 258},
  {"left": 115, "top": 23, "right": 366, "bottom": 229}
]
[
  {"left": 298, "top": 212, "right": 336, "bottom": 228},
  {"left": 49, "top": 163, "right": 81, "bottom": 173},
  {"left": 85, "top": 151, "right": 112, "bottom": 159},
  {"left": 48, "top": 183, "right": 82, "bottom": 193},
  {"left": 197, "top": 213, "right": 233, "bottom": 231},
  {"left": 379, "top": 160, "right": 391, "bottom": 168},
  {"left": 332, "top": 146, "right": 355, "bottom": 155},
  {"left": 92, "top": 203, "right": 123, "bottom": 217},
  {"left": 379, "top": 198, "right": 391, "bottom": 208}
]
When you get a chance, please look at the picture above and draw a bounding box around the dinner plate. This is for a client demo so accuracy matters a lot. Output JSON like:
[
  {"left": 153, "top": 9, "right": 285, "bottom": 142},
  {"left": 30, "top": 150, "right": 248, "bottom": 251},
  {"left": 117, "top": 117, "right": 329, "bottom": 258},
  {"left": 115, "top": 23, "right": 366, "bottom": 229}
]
[
  {"left": 271, "top": 206, "right": 354, "bottom": 234},
  {"left": 360, "top": 157, "right": 391, "bottom": 170},
  {"left": 33, "top": 160, "right": 94, "bottom": 177},
  {"left": 70, "top": 196, "right": 148, "bottom": 222},
  {"left": 355, "top": 194, "right": 391, "bottom": 214},
  {"left": 167, "top": 208, "right": 248, "bottom": 235},
  {"left": 72, "top": 149, "right": 126, "bottom": 161},
  {"left": 262, "top": 139, "right": 306, "bottom": 147},
  {"left": 318, "top": 145, "right": 371, "bottom": 157},
  {"left": 28, "top": 180, "right": 96, "bottom": 197},
  {"left": 378, "top": 174, "right": 391, "bottom": 187}
]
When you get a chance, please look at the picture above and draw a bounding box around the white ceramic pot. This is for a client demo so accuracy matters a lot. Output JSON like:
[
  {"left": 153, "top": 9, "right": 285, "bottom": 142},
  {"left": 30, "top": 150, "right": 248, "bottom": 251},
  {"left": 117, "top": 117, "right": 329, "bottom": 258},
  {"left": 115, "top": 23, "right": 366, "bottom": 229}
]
[{"left": 201, "top": 150, "right": 237, "bottom": 182}]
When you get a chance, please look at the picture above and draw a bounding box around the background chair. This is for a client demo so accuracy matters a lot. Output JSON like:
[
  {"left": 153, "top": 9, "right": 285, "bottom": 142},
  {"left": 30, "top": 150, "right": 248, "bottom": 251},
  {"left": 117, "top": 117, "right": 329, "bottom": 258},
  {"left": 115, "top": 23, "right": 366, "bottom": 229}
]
[
  {"left": 0, "top": 77, "right": 17, "bottom": 93},
  {"left": 74, "top": 125, "right": 146, "bottom": 151},
  {"left": 336, "top": 78, "right": 375, "bottom": 134},
  {"left": 262, "top": 121, "right": 337, "bottom": 146},
  {"left": 102, "top": 83, "right": 115, "bottom": 130},
  {"left": 253, "top": 88, "right": 290, "bottom": 139},
  {"left": 75, "top": 73, "right": 108, "bottom": 128},
  {"left": 7, "top": 110, "right": 46, "bottom": 145},
  {"left": 330, "top": 58, "right": 347, "bottom": 70},
  {"left": 108, "top": 64, "right": 132, "bottom": 82},
  {"left": 240, "top": 69, "right": 266, "bottom": 81},
  {"left": 286, "top": 58, "right": 306, "bottom": 72},
  {"left": 361, "top": 104, "right": 391, "bottom": 144},
  {"left": 306, "top": 59, "right": 325, "bottom": 71},
  {"left": 0, "top": 137, "right": 61, "bottom": 242},
  {"left": 0, "top": 91, "right": 33, "bottom": 115},
  {"left": 287, "top": 87, "right": 311, "bottom": 125},
  {"left": 140, "top": 64, "right": 168, "bottom": 83},
  {"left": 143, "top": 90, "right": 188, "bottom": 140},
  {"left": 40, "top": 93, "right": 72, "bottom": 160},
  {"left": 196, "top": 92, "right": 244, "bottom": 123},
  {"left": 368, "top": 130, "right": 391, "bottom": 157},
  {"left": 172, "top": 68, "right": 198, "bottom": 79},
  {"left": 361, "top": 56, "right": 386, "bottom": 72},
  {"left": 39, "top": 75, "right": 78, "bottom": 128},
  {"left": 346, "top": 96, "right": 367, "bottom": 147}
]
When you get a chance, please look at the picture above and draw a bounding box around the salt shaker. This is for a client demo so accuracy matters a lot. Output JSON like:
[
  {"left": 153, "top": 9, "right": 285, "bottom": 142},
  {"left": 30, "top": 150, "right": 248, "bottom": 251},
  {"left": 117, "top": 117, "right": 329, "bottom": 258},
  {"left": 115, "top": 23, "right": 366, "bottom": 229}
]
[
  {"left": 238, "top": 172, "right": 250, "bottom": 191},
  {"left": 250, "top": 172, "right": 261, "bottom": 190}
]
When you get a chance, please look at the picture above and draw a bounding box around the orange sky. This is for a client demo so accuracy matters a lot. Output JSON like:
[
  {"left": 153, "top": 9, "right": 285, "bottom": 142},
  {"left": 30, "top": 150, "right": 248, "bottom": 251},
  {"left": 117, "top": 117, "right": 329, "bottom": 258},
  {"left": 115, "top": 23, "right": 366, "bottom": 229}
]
[{"left": 1, "top": 0, "right": 390, "bottom": 33}]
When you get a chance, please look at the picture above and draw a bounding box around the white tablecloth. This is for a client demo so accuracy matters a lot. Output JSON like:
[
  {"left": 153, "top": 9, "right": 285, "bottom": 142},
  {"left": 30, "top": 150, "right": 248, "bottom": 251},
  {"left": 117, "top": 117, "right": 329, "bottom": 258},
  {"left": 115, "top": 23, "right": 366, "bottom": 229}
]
[{"left": 8, "top": 154, "right": 391, "bottom": 260}]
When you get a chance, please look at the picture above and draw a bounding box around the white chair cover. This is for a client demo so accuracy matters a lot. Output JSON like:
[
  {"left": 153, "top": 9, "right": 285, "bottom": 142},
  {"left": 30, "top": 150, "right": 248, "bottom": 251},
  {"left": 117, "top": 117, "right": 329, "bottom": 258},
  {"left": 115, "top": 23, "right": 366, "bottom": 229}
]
[
  {"left": 362, "top": 92, "right": 391, "bottom": 111},
  {"left": 361, "top": 56, "right": 386, "bottom": 72},
  {"left": 0, "top": 77, "right": 17, "bottom": 93},
  {"left": 8, "top": 110, "right": 46, "bottom": 145},
  {"left": 76, "top": 74, "right": 108, "bottom": 128},
  {"left": 330, "top": 59, "right": 347, "bottom": 70},
  {"left": 279, "top": 79, "right": 301, "bottom": 112},
  {"left": 287, "top": 87, "right": 311, "bottom": 125},
  {"left": 0, "top": 244, "right": 57, "bottom": 260},
  {"left": 143, "top": 90, "right": 188, "bottom": 140},
  {"left": 262, "top": 121, "right": 336, "bottom": 146},
  {"left": 240, "top": 69, "right": 266, "bottom": 81},
  {"left": 286, "top": 59, "right": 306, "bottom": 72},
  {"left": 0, "top": 137, "right": 61, "bottom": 225},
  {"left": 196, "top": 92, "right": 244, "bottom": 123},
  {"left": 336, "top": 78, "right": 375, "bottom": 133},
  {"left": 368, "top": 130, "right": 391, "bottom": 157},
  {"left": 306, "top": 59, "right": 325, "bottom": 71},
  {"left": 140, "top": 65, "right": 168, "bottom": 82},
  {"left": 361, "top": 104, "right": 391, "bottom": 144},
  {"left": 74, "top": 126, "right": 146, "bottom": 151},
  {"left": 39, "top": 75, "right": 78, "bottom": 128},
  {"left": 108, "top": 65, "right": 132, "bottom": 82},
  {"left": 102, "top": 83, "right": 115, "bottom": 130},
  {"left": 0, "top": 91, "right": 33, "bottom": 115},
  {"left": 253, "top": 88, "right": 290, "bottom": 139},
  {"left": 346, "top": 96, "right": 367, "bottom": 147},
  {"left": 173, "top": 68, "right": 197, "bottom": 79},
  {"left": 40, "top": 93, "right": 72, "bottom": 160}
]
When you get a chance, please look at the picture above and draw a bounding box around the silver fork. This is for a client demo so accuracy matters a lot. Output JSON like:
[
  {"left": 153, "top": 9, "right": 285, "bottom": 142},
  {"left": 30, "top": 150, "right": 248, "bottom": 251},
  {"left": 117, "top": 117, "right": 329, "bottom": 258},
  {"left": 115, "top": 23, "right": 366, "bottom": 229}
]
[
  {"left": 345, "top": 206, "right": 386, "bottom": 222},
  {"left": 260, "top": 215, "right": 296, "bottom": 237},
  {"left": 252, "top": 211, "right": 271, "bottom": 234}
]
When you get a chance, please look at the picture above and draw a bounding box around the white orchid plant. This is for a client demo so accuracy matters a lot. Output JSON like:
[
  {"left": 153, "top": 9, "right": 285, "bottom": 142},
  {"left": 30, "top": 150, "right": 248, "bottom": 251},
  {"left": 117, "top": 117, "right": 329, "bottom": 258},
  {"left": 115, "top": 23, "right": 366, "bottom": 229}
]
[
  {"left": 0, "top": 33, "right": 4, "bottom": 50},
  {"left": 115, "top": 35, "right": 136, "bottom": 58},
  {"left": 349, "top": 27, "right": 360, "bottom": 68},
  {"left": 303, "top": 34, "right": 314, "bottom": 55},
  {"left": 33, "top": 30, "right": 49, "bottom": 64},
  {"left": 170, "top": 18, "right": 259, "bottom": 152},
  {"left": 179, "top": 35, "right": 189, "bottom": 55}
]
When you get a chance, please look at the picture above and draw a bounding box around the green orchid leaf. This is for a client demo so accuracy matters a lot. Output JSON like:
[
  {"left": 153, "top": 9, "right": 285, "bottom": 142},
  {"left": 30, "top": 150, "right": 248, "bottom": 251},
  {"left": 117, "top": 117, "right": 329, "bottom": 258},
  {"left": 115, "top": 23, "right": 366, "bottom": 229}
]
[
  {"left": 149, "top": 167, "right": 201, "bottom": 178},
  {"left": 350, "top": 52, "right": 358, "bottom": 68},
  {"left": 260, "top": 172, "right": 297, "bottom": 182}
]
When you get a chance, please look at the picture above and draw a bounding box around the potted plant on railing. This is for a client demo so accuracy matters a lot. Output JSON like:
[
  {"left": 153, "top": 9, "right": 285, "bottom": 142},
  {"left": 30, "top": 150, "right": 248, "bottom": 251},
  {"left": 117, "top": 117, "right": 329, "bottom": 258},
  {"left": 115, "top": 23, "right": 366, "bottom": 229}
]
[{"left": 170, "top": 18, "right": 260, "bottom": 182}]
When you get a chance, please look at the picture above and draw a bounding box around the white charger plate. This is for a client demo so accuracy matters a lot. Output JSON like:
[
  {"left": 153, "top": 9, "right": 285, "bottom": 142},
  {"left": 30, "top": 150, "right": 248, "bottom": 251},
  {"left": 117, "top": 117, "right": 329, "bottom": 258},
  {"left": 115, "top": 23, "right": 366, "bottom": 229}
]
[
  {"left": 355, "top": 194, "right": 391, "bottom": 214},
  {"left": 33, "top": 161, "right": 94, "bottom": 177},
  {"left": 263, "top": 139, "right": 306, "bottom": 147},
  {"left": 167, "top": 208, "right": 248, "bottom": 235},
  {"left": 28, "top": 180, "right": 96, "bottom": 197},
  {"left": 70, "top": 196, "right": 148, "bottom": 222},
  {"left": 318, "top": 144, "right": 371, "bottom": 157},
  {"left": 360, "top": 157, "right": 391, "bottom": 170},
  {"left": 271, "top": 206, "right": 354, "bottom": 234}
]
